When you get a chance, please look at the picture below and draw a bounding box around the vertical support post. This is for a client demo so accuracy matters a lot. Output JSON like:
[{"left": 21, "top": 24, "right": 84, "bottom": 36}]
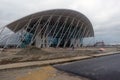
[
  {"left": 29, "top": 16, "right": 43, "bottom": 46},
  {"left": 45, "top": 15, "right": 62, "bottom": 39},
  {"left": 79, "top": 26, "right": 87, "bottom": 47},
  {"left": 16, "top": 19, "right": 32, "bottom": 48},
  {"left": 70, "top": 23, "right": 84, "bottom": 47},
  {"left": 30, "top": 15, "right": 56, "bottom": 47},
  {"left": 48, "top": 16, "right": 62, "bottom": 47},
  {"left": 63, "top": 20, "right": 80, "bottom": 48},
  {"left": 56, "top": 18, "right": 75, "bottom": 47},
  {"left": 56, "top": 16, "right": 69, "bottom": 47},
  {"left": 48, "top": 17, "right": 68, "bottom": 47},
  {"left": 43, "top": 15, "right": 53, "bottom": 47}
]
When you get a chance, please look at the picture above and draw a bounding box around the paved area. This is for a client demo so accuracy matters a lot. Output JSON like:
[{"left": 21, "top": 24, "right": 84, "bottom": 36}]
[{"left": 55, "top": 53, "right": 120, "bottom": 80}]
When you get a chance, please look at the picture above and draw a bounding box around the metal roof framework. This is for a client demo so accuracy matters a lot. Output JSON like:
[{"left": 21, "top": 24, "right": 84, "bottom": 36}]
[{"left": 4, "top": 9, "right": 94, "bottom": 48}]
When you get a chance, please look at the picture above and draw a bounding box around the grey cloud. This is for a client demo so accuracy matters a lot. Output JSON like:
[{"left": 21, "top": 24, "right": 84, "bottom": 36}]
[{"left": 0, "top": 0, "right": 120, "bottom": 44}]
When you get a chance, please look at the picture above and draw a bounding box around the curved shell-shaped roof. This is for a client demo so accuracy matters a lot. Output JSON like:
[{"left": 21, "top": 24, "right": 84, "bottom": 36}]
[{"left": 6, "top": 9, "right": 94, "bottom": 37}]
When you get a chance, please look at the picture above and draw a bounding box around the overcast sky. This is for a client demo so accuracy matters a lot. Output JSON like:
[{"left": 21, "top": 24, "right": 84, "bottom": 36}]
[{"left": 0, "top": 0, "right": 120, "bottom": 44}]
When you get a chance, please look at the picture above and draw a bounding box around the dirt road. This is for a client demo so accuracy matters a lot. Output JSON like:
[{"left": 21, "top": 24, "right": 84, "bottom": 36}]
[{"left": 0, "top": 66, "right": 89, "bottom": 80}]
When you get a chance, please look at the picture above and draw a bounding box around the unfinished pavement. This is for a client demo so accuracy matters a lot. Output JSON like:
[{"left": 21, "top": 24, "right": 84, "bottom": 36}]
[
  {"left": 0, "top": 47, "right": 99, "bottom": 65},
  {"left": 0, "top": 65, "right": 89, "bottom": 80},
  {"left": 55, "top": 53, "right": 120, "bottom": 80},
  {"left": 17, "top": 66, "right": 89, "bottom": 80},
  {"left": 0, "top": 51, "right": 120, "bottom": 70}
]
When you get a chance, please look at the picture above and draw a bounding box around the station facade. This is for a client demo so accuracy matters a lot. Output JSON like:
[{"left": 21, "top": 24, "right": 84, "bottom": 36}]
[{"left": 6, "top": 9, "right": 94, "bottom": 48}]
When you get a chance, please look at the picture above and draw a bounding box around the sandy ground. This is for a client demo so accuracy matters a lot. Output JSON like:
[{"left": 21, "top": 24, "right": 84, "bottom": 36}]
[
  {"left": 0, "top": 66, "right": 90, "bottom": 80},
  {"left": 0, "top": 47, "right": 117, "bottom": 65},
  {"left": 0, "top": 47, "right": 118, "bottom": 80},
  {"left": 0, "top": 67, "right": 40, "bottom": 80}
]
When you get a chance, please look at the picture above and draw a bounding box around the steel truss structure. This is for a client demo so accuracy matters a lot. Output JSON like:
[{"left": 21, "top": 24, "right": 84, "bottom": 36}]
[{"left": 5, "top": 9, "right": 94, "bottom": 48}]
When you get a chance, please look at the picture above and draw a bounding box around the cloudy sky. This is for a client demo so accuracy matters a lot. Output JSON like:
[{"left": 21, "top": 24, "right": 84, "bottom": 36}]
[{"left": 0, "top": 0, "right": 120, "bottom": 44}]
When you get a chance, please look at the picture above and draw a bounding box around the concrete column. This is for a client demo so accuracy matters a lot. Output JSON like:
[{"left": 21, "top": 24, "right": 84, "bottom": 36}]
[{"left": 35, "top": 35, "right": 42, "bottom": 48}]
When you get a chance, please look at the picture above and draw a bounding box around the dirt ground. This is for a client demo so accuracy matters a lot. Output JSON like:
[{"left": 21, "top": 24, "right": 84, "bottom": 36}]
[
  {"left": 0, "top": 47, "right": 117, "bottom": 65},
  {"left": 0, "top": 66, "right": 40, "bottom": 80},
  {"left": 0, "top": 66, "right": 90, "bottom": 80},
  {"left": 0, "top": 47, "right": 117, "bottom": 80}
]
